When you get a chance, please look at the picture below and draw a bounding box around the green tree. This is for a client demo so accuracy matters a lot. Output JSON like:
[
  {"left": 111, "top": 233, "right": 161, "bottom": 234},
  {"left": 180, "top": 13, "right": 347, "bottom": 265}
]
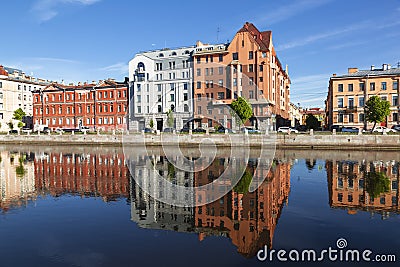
[
  {"left": 16, "top": 155, "right": 26, "bottom": 178},
  {"left": 365, "top": 96, "right": 390, "bottom": 131},
  {"left": 13, "top": 108, "right": 26, "bottom": 121},
  {"left": 167, "top": 109, "right": 174, "bottom": 128},
  {"left": 230, "top": 97, "right": 253, "bottom": 126},
  {"left": 305, "top": 114, "right": 321, "bottom": 130},
  {"left": 149, "top": 119, "right": 154, "bottom": 129},
  {"left": 233, "top": 170, "right": 253, "bottom": 194},
  {"left": 365, "top": 171, "right": 390, "bottom": 199},
  {"left": 18, "top": 121, "right": 24, "bottom": 129}
]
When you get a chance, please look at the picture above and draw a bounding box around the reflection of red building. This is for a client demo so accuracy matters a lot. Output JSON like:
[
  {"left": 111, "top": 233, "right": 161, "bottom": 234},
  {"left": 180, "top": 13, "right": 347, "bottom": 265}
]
[
  {"left": 194, "top": 160, "right": 291, "bottom": 258},
  {"left": 32, "top": 79, "right": 128, "bottom": 132},
  {"left": 34, "top": 152, "right": 130, "bottom": 201},
  {"left": 327, "top": 160, "right": 400, "bottom": 217}
]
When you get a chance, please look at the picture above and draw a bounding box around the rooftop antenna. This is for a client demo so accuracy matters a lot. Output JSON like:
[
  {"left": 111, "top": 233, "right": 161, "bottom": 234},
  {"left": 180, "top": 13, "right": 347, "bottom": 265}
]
[
  {"left": 217, "top": 27, "right": 220, "bottom": 43},
  {"left": 397, "top": 61, "right": 400, "bottom": 68}
]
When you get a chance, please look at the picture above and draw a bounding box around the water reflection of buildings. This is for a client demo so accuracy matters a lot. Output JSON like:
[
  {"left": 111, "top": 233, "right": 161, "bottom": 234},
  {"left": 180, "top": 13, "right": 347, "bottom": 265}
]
[
  {"left": 34, "top": 152, "right": 130, "bottom": 201},
  {"left": 327, "top": 160, "right": 400, "bottom": 218},
  {"left": 129, "top": 153, "right": 291, "bottom": 258},
  {"left": 0, "top": 151, "right": 36, "bottom": 211}
]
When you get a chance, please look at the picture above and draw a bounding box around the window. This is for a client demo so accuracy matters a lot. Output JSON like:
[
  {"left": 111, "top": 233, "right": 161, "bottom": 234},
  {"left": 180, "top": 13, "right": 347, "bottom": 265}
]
[
  {"left": 249, "top": 90, "right": 254, "bottom": 99},
  {"left": 146, "top": 95, "right": 149, "bottom": 103},
  {"left": 233, "top": 78, "right": 237, "bottom": 87},
  {"left": 197, "top": 57, "right": 201, "bottom": 64},
  {"left": 197, "top": 106, "right": 202, "bottom": 114},
  {"left": 137, "top": 84, "right": 141, "bottom": 92},
  {"left": 393, "top": 113, "right": 398, "bottom": 122},
  {"left": 0, "top": 82, "right": 2, "bottom": 88},
  {"left": 197, "top": 68, "right": 201, "bottom": 76},
  {"left": 382, "top": 82, "right": 387, "bottom": 90},
  {"left": 157, "top": 84, "right": 162, "bottom": 92},
  {"left": 218, "top": 67, "right": 223, "bottom": 75},
  {"left": 137, "top": 106, "right": 141, "bottom": 113},
  {"left": 370, "top": 82, "right": 375, "bottom": 91},
  {"left": 184, "top": 104, "right": 189, "bottom": 112},
  {"left": 170, "top": 94, "right": 174, "bottom": 102},
  {"left": 338, "top": 84, "right": 343, "bottom": 92},
  {"left": 259, "top": 65, "right": 263, "bottom": 72},
  {"left": 137, "top": 95, "right": 141, "bottom": 103},
  {"left": 218, "top": 79, "right": 223, "bottom": 87},
  {"left": 359, "top": 82, "right": 365, "bottom": 91},
  {"left": 359, "top": 96, "right": 365, "bottom": 107},
  {"left": 349, "top": 114, "right": 354, "bottom": 123},
  {"left": 87, "top": 106, "right": 91, "bottom": 113},
  {"left": 248, "top": 64, "right": 254, "bottom": 72},
  {"left": 197, "top": 82, "right": 201, "bottom": 89},
  {"left": 262, "top": 52, "right": 267, "bottom": 58},
  {"left": 260, "top": 77, "right": 264, "bottom": 82},
  {"left": 338, "top": 114, "right": 344, "bottom": 123},
  {"left": 359, "top": 113, "right": 365, "bottom": 122},
  {"left": 393, "top": 95, "right": 398, "bottom": 106},
  {"left": 348, "top": 84, "right": 353, "bottom": 92},
  {"left": 348, "top": 98, "right": 354, "bottom": 108},
  {"left": 233, "top": 53, "right": 238, "bottom": 60},
  {"left": 184, "top": 83, "right": 188, "bottom": 90},
  {"left": 219, "top": 54, "right": 223, "bottom": 62},
  {"left": 393, "top": 81, "right": 399, "bottom": 90},
  {"left": 338, "top": 98, "right": 344, "bottom": 108},
  {"left": 184, "top": 93, "right": 188, "bottom": 101},
  {"left": 205, "top": 68, "right": 209, "bottom": 76},
  {"left": 158, "top": 105, "right": 162, "bottom": 113},
  {"left": 249, "top": 51, "right": 253, "bottom": 60},
  {"left": 197, "top": 94, "right": 201, "bottom": 101},
  {"left": 158, "top": 95, "right": 161, "bottom": 103},
  {"left": 217, "top": 92, "right": 224, "bottom": 99}
]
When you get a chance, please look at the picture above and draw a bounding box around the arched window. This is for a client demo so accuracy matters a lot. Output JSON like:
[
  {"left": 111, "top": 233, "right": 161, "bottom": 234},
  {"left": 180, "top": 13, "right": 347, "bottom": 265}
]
[
  {"left": 158, "top": 105, "right": 162, "bottom": 113},
  {"left": 171, "top": 104, "right": 175, "bottom": 111},
  {"left": 184, "top": 50, "right": 190, "bottom": 55},
  {"left": 184, "top": 104, "right": 189, "bottom": 112},
  {"left": 159, "top": 53, "right": 164, "bottom": 57},
  {"left": 137, "top": 62, "right": 145, "bottom": 71}
]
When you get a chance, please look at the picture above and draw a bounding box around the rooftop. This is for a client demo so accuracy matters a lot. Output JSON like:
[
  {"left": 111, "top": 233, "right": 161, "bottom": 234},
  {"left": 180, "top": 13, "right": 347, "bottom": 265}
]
[{"left": 333, "top": 64, "right": 400, "bottom": 78}]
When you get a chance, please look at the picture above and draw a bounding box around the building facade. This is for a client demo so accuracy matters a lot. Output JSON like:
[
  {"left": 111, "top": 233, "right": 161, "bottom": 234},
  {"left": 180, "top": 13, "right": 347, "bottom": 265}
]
[
  {"left": 32, "top": 79, "right": 128, "bottom": 131},
  {"left": 0, "top": 65, "right": 50, "bottom": 131},
  {"left": 327, "top": 64, "right": 400, "bottom": 129},
  {"left": 128, "top": 47, "right": 195, "bottom": 132},
  {"left": 193, "top": 22, "right": 291, "bottom": 130},
  {"left": 301, "top": 107, "right": 326, "bottom": 129}
]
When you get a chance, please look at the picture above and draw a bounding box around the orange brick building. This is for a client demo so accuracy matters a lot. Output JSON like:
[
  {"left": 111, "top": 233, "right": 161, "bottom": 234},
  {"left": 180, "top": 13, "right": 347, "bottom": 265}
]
[
  {"left": 34, "top": 151, "right": 130, "bottom": 201},
  {"left": 194, "top": 160, "right": 291, "bottom": 257},
  {"left": 327, "top": 160, "right": 399, "bottom": 218},
  {"left": 193, "top": 22, "right": 291, "bottom": 130},
  {"left": 32, "top": 79, "right": 128, "bottom": 132}
]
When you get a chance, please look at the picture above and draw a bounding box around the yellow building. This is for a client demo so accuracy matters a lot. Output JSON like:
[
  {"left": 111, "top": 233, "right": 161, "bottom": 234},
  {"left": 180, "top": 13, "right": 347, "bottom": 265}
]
[{"left": 327, "top": 64, "right": 400, "bottom": 129}]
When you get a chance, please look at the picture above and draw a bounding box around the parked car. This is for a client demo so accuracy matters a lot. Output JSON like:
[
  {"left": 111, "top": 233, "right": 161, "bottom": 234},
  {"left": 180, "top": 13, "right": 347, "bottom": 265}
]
[
  {"left": 277, "top": 127, "right": 298, "bottom": 134},
  {"left": 192, "top": 128, "right": 206, "bottom": 133},
  {"left": 330, "top": 125, "right": 343, "bottom": 132},
  {"left": 180, "top": 127, "right": 190, "bottom": 133},
  {"left": 21, "top": 128, "right": 32, "bottom": 134},
  {"left": 217, "top": 126, "right": 234, "bottom": 133},
  {"left": 162, "top": 128, "right": 175, "bottom": 133},
  {"left": 296, "top": 125, "right": 308, "bottom": 132},
  {"left": 54, "top": 128, "right": 64, "bottom": 134},
  {"left": 143, "top": 128, "right": 153, "bottom": 133},
  {"left": 241, "top": 127, "right": 261, "bottom": 134},
  {"left": 341, "top": 127, "right": 360, "bottom": 133},
  {"left": 371, "top": 126, "right": 397, "bottom": 133},
  {"left": 9, "top": 129, "right": 19, "bottom": 134},
  {"left": 392, "top": 125, "right": 400, "bottom": 131}
]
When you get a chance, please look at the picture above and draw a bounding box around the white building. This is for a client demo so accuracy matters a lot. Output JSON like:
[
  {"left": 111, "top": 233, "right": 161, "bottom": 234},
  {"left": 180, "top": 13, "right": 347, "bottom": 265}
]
[
  {"left": 0, "top": 65, "right": 50, "bottom": 131},
  {"left": 128, "top": 47, "right": 195, "bottom": 131}
]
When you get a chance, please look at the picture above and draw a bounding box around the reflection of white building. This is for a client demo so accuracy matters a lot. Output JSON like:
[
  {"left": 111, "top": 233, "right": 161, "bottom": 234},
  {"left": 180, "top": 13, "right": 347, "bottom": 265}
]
[
  {"left": 128, "top": 47, "right": 195, "bottom": 131},
  {"left": 128, "top": 153, "right": 195, "bottom": 232},
  {"left": 0, "top": 65, "right": 50, "bottom": 131},
  {"left": 0, "top": 151, "right": 36, "bottom": 210}
]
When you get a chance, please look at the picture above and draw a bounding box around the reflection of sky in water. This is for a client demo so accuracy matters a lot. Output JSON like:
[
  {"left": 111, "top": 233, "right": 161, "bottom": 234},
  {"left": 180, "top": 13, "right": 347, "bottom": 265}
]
[{"left": 0, "top": 147, "right": 399, "bottom": 267}]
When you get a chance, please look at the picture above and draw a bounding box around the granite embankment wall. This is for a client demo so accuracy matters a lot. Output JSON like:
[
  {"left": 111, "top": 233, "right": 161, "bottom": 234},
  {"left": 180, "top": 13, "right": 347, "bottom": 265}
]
[{"left": 0, "top": 134, "right": 399, "bottom": 150}]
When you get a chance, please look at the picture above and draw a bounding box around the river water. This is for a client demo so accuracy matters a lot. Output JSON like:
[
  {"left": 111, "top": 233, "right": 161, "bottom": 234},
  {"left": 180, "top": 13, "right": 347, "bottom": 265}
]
[{"left": 0, "top": 145, "right": 398, "bottom": 267}]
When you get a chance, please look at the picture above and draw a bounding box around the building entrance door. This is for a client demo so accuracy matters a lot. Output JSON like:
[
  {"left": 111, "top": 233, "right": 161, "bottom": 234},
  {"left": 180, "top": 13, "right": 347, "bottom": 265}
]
[{"left": 157, "top": 119, "right": 163, "bottom": 131}]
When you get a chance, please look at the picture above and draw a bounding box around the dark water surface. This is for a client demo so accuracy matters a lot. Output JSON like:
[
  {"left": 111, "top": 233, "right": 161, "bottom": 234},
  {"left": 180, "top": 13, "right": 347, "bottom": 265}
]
[{"left": 0, "top": 146, "right": 399, "bottom": 267}]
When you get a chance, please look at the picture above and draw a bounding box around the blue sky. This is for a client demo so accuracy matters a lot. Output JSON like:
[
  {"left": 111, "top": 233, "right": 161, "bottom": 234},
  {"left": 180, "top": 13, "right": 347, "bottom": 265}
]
[{"left": 1, "top": 0, "right": 399, "bottom": 107}]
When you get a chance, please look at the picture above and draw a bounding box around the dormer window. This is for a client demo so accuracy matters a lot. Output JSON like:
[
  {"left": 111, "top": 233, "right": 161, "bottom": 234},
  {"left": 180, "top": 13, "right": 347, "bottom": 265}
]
[{"left": 159, "top": 53, "right": 164, "bottom": 57}]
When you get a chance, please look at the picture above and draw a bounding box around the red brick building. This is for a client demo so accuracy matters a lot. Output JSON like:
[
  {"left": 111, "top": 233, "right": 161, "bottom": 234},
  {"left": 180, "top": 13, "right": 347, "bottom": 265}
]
[{"left": 32, "top": 79, "right": 128, "bottom": 132}]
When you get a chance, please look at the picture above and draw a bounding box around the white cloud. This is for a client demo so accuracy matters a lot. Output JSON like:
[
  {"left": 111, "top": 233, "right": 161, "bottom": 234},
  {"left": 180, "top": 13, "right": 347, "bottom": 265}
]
[
  {"left": 32, "top": 0, "right": 101, "bottom": 22},
  {"left": 276, "top": 17, "right": 400, "bottom": 51},
  {"left": 255, "top": 0, "right": 333, "bottom": 25},
  {"left": 26, "top": 57, "right": 80, "bottom": 64},
  {"left": 98, "top": 62, "right": 128, "bottom": 75}
]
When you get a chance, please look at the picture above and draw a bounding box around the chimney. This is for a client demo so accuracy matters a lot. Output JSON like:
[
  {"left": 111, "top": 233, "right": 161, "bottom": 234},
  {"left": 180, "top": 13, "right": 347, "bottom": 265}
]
[
  {"left": 78, "top": 82, "right": 82, "bottom": 86},
  {"left": 371, "top": 65, "right": 375, "bottom": 71},
  {"left": 348, "top": 67, "right": 358, "bottom": 74},
  {"left": 382, "top": 64, "right": 388, "bottom": 71},
  {"left": 332, "top": 74, "right": 337, "bottom": 77},
  {"left": 196, "top": 40, "right": 204, "bottom": 47}
]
